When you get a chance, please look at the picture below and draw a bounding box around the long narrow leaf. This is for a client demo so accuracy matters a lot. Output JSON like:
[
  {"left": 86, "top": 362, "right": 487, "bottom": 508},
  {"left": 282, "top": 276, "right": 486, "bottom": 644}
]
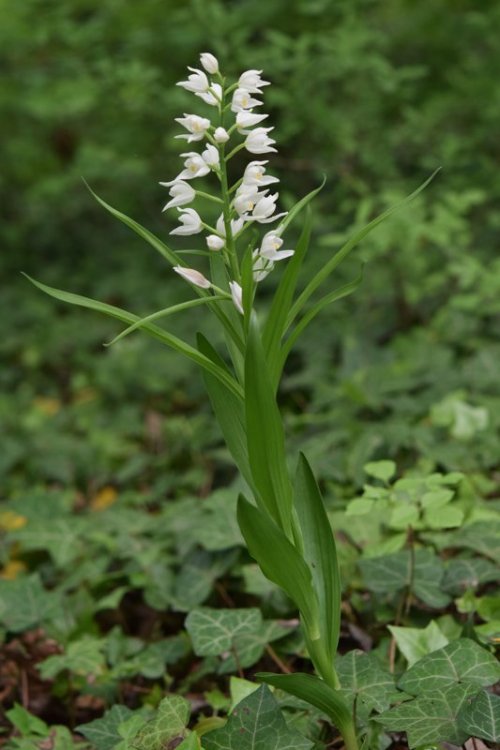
[
  {"left": 277, "top": 270, "right": 363, "bottom": 377},
  {"left": 244, "top": 315, "right": 293, "bottom": 536},
  {"left": 293, "top": 454, "right": 342, "bottom": 660},
  {"left": 24, "top": 275, "right": 243, "bottom": 399},
  {"left": 278, "top": 177, "right": 326, "bottom": 234},
  {"left": 106, "top": 295, "right": 228, "bottom": 346},
  {"left": 237, "top": 496, "right": 321, "bottom": 641},
  {"left": 197, "top": 333, "right": 253, "bottom": 490},
  {"left": 263, "top": 210, "right": 312, "bottom": 388},
  {"left": 85, "top": 182, "right": 180, "bottom": 266},
  {"left": 287, "top": 170, "right": 440, "bottom": 327},
  {"left": 256, "top": 673, "right": 353, "bottom": 735}
]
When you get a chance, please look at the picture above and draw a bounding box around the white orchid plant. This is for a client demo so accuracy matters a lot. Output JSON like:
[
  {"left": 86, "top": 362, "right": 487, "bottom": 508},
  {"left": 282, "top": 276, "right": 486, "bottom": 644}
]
[{"left": 26, "top": 53, "right": 434, "bottom": 749}]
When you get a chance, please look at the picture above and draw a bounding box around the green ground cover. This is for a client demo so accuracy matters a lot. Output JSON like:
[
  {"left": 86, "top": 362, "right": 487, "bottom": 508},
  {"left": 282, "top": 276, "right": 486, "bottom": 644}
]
[{"left": 1, "top": 1, "right": 499, "bottom": 747}]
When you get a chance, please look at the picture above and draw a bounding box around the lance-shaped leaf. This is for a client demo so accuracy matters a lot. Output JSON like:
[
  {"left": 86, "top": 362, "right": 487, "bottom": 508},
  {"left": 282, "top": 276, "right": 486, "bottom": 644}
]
[
  {"left": 263, "top": 212, "right": 312, "bottom": 388},
  {"left": 85, "top": 182, "right": 180, "bottom": 266},
  {"left": 287, "top": 170, "right": 440, "bottom": 327},
  {"left": 197, "top": 333, "right": 253, "bottom": 489},
  {"left": 257, "top": 672, "right": 354, "bottom": 740},
  {"left": 458, "top": 689, "right": 500, "bottom": 742},
  {"left": 245, "top": 315, "right": 293, "bottom": 534},
  {"left": 24, "top": 275, "right": 243, "bottom": 400},
  {"left": 279, "top": 268, "right": 363, "bottom": 376},
  {"left": 293, "top": 454, "right": 341, "bottom": 662},
  {"left": 278, "top": 178, "right": 325, "bottom": 235},
  {"left": 237, "top": 496, "right": 321, "bottom": 641}
]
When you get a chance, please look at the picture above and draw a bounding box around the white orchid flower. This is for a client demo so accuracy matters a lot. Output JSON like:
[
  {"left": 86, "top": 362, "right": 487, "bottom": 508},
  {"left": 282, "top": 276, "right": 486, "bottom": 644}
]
[
  {"left": 200, "top": 53, "right": 219, "bottom": 75},
  {"left": 236, "top": 111, "right": 268, "bottom": 131},
  {"left": 243, "top": 160, "right": 279, "bottom": 187},
  {"left": 177, "top": 67, "right": 209, "bottom": 93},
  {"left": 173, "top": 266, "right": 211, "bottom": 288},
  {"left": 247, "top": 193, "right": 287, "bottom": 224},
  {"left": 259, "top": 232, "right": 294, "bottom": 261},
  {"left": 170, "top": 208, "right": 203, "bottom": 236},
  {"left": 245, "top": 127, "right": 277, "bottom": 154},
  {"left": 202, "top": 144, "right": 220, "bottom": 168},
  {"left": 229, "top": 281, "right": 244, "bottom": 314},
  {"left": 213, "top": 127, "right": 230, "bottom": 143},
  {"left": 176, "top": 152, "right": 211, "bottom": 180},
  {"left": 234, "top": 185, "right": 268, "bottom": 217},
  {"left": 206, "top": 234, "right": 225, "bottom": 251},
  {"left": 238, "top": 69, "right": 270, "bottom": 93},
  {"left": 161, "top": 181, "right": 195, "bottom": 211},
  {"left": 216, "top": 213, "right": 245, "bottom": 237},
  {"left": 231, "top": 88, "right": 262, "bottom": 113},
  {"left": 175, "top": 114, "right": 211, "bottom": 142},
  {"left": 197, "top": 83, "right": 222, "bottom": 106}
]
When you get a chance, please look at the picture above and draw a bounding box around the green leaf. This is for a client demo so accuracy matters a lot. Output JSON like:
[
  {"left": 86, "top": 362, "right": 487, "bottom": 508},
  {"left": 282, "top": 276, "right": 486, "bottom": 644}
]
[
  {"left": 458, "top": 689, "right": 500, "bottom": 741},
  {"left": 256, "top": 673, "right": 353, "bottom": 738},
  {"left": 287, "top": 171, "right": 440, "bottom": 326},
  {"left": 399, "top": 638, "right": 500, "bottom": 695},
  {"left": 424, "top": 504, "right": 464, "bottom": 529},
  {"left": 77, "top": 706, "right": 134, "bottom": 750},
  {"left": 364, "top": 461, "right": 397, "bottom": 483},
  {"left": 24, "top": 275, "right": 243, "bottom": 399},
  {"left": 244, "top": 315, "right": 293, "bottom": 534},
  {"left": 376, "top": 684, "right": 476, "bottom": 748},
  {"left": 335, "top": 650, "right": 395, "bottom": 714},
  {"left": 218, "top": 620, "right": 294, "bottom": 674},
  {"left": 442, "top": 557, "right": 499, "bottom": 595},
  {"left": 197, "top": 334, "right": 253, "bottom": 489},
  {"left": 203, "top": 684, "right": 313, "bottom": 750},
  {"left": 293, "top": 454, "right": 341, "bottom": 664},
  {"left": 263, "top": 212, "right": 312, "bottom": 388},
  {"left": 185, "top": 607, "right": 262, "bottom": 656},
  {"left": 10, "top": 518, "right": 86, "bottom": 567},
  {"left": 0, "top": 574, "right": 63, "bottom": 632},
  {"left": 6, "top": 705, "right": 48, "bottom": 736},
  {"left": 133, "top": 695, "right": 190, "bottom": 750},
  {"left": 85, "top": 182, "right": 180, "bottom": 266},
  {"left": 359, "top": 549, "right": 450, "bottom": 608},
  {"left": 237, "top": 496, "right": 321, "bottom": 641},
  {"left": 447, "top": 521, "right": 500, "bottom": 563},
  {"left": 106, "top": 296, "right": 228, "bottom": 346},
  {"left": 388, "top": 621, "right": 449, "bottom": 667},
  {"left": 39, "top": 637, "right": 105, "bottom": 679}
]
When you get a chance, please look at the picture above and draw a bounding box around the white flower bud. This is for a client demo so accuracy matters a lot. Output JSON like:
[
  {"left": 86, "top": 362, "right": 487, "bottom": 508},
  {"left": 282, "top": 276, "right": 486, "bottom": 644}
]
[
  {"left": 170, "top": 208, "right": 203, "bottom": 236},
  {"left": 238, "top": 69, "right": 270, "bottom": 93},
  {"left": 174, "top": 266, "right": 211, "bottom": 289},
  {"left": 245, "top": 127, "right": 277, "bottom": 154},
  {"left": 229, "top": 281, "right": 244, "bottom": 314},
  {"left": 177, "top": 68, "right": 209, "bottom": 93},
  {"left": 213, "top": 127, "right": 230, "bottom": 143},
  {"left": 202, "top": 144, "right": 220, "bottom": 167},
  {"left": 200, "top": 53, "right": 219, "bottom": 75},
  {"left": 206, "top": 234, "right": 225, "bottom": 251},
  {"left": 161, "top": 180, "right": 195, "bottom": 211}
]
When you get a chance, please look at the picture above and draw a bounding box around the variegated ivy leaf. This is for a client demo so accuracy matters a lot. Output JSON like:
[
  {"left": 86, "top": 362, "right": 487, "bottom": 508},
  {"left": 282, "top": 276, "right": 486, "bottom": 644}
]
[
  {"left": 0, "top": 574, "right": 63, "bottom": 633},
  {"left": 458, "top": 690, "right": 500, "bottom": 742},
  {"left": 399, "top": 638, "right": 500, "bottom": 695},
  {"left": 375, "top": 683, "right": 476, "bottom": 747},
  {"left": 77, "top": 705, "right": 136, "bottom": 750},
  {"left": 203, "top": 684, "right": 312, "bottom": 750},
  {"left": 39, "top": 636, "right": 105, "bottom": 679},
  {"left": 442, "top": 556, "right": 500, "bottom": 595},
  {"left": 185, "top": 607, "right": 262, "bottom": 658},
  {"left": 335, "top": 650, "right": 395, "bottom": 718},
  {"left": 218, "top": 620, "right": 294, "bottom": 674},
  {"left": 133, "top": 695, "right": 190, "bottom": 750}
]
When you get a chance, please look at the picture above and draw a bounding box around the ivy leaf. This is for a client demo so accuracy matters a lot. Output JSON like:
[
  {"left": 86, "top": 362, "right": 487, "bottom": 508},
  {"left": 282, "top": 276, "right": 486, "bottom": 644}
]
[
  {"left": 203, "top": 684, "right": 312, "bottom": 750},
  {"left": 388, "top": 621, "right": 449, "bottom": 667},
  {"left": 219, "top": 620, "right": 293, "bottom": 674},
  {"left": 458, "top": 690, "right": 500, "bottom": 741},
  {"left": 39, "top": 637, "right": 105, "bottom": 679},
  {"left": 376, "top": 684, "right": 476, "bottom": 747},
  {"left": 335, "top": 650, "right": 395, "bottom": 714},
  {"left": 185, "top": 607, "right": 262, "bottom": 657},
  {"left": 77, "top": 705, "right": 135, "bottom": 750},
  {"left": 0, "top": 574, "right": 63, "bottom": 632},
  {"left": 364, "top": 461, "right": 396, "bottom": 483},
  {"left": 133, "top": 695, "right": 190, "bottom": 750},
  {"left": 442, "top": 557, "right": 499, "bottom": 595},
  {"left": 399, "top": 638, "right": 500, "bottom": 695},
  {"left": 10, "top": 518, "right": 86, "bottom": 566},
  {"left": 447, "top": 521, "right": 500, "bottom": 563},
  {"left": 172, "top": 549, "right": 238, "bottom": 612},
  {"left": 359, "top": 549, "right": 450, "bottom": 607}
]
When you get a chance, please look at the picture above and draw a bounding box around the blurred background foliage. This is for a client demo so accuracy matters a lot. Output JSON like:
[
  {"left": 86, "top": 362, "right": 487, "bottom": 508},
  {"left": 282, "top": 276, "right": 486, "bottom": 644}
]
[{"left": 1, "top": 0, "right": 500, "bottom": 497}]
